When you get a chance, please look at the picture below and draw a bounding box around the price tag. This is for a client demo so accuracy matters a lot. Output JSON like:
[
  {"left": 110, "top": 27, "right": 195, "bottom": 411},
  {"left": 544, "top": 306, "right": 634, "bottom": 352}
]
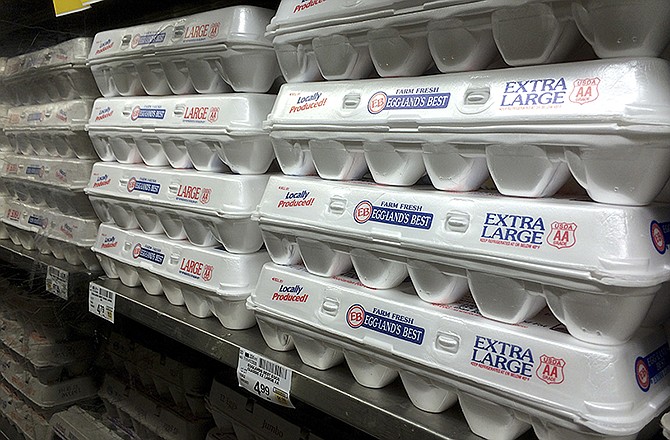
[
  {"left": 237, "top": 349, "right": 293, "bottom": 408},
  {"left": 46, "top": 266, "right": 69, "bottom": 300},
  {"left": 88, "top": 283, "right": 115, "bottom": 323}
]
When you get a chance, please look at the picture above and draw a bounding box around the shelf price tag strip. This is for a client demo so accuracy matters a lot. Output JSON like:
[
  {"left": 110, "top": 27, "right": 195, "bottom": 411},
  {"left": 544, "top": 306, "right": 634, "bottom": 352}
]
[
  {"left": 88, "top": 283, "right": 115, "bottom": 323},
  {"left": 45, "top": 265, "right": 69, "bottom": 300},
  {"left": 237, "top": 348, "right": 294, "bottom": 408}
]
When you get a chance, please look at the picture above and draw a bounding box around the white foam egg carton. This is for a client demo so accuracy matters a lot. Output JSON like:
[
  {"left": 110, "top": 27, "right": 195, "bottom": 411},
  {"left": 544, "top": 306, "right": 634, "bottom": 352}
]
[
  {"left": 1, "top": 154, "right": 97, "bottom": 217},
  {"left": 2, "top": 201, "right": 100, "bottom": 270},
  {"left": 249, "top": 264, "right": 670, "bottom": 440},
  {"left": 1, "top": 358, "right": 98, "bottom": 414},
  {"left": 87, "top": 6, "right": 280, "bottom": 96},
  {"left": 0, "top": 105, "right": 13, "bottom": 152},
  {"left": 86, "top": 94, "right": 276, "bottom": 173},
  {"left": 208, "top": 378, "right": 325, "bottom": 440},
  {"left": 99, "top": 375, "right": 213, "bottom": 440},
  {"left": 3, "top": 38, "right": 100, "bottom": 106},
  {"left": 206, "top": 428, "right": 236, "bottom": 440},
  {"left": 93, "top": 224, "right": 269, "bottom": 328},
  {"left": 0, "top": 383, "right": 50, "bottom": 440},
  {"left": 256, "top": 175, "right": 670, "bottom": 345},
  {"left": 5, "top": 100, "right": 98, "bottom": 159},
  {"left": 86, "top": 163, "right": 270, "bottom": 252},
  {"left": 268, "top": 0, "right": 670, "bottom": 82},
  {"left": 266, "top": 57, "right": 670, "bottom": 206},
  {"left": 49, "top": 406, "right": 125, "bottom": 440}
]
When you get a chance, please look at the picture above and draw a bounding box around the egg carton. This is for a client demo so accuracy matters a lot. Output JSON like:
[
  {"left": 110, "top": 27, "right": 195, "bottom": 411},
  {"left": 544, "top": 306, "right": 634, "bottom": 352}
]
[
  {"left": 0, "top": 383, "right": 50, "bottom": 440},
  {"left": 268, "top": 0, "right": 670, "bottom": 82},
  {"left": 3, "top": 38, "right": 100, "bottom": 106},
  {"left": 92, "top": 224, "right": 269, "bottom": 328},
  {"left": 99, "top": 375, "right": 213, "bottom": 440},
  {"left": 86, "top": 163, "right": 270, "bottom": 252},
  {"left": 267, "top": 57, "right": 670, "bottom": 206},
  {"left": 103, "top": 334, "right": 212, "bottom": 418},
  {"left": 1, "top": 358, "right": 98, "bottom": 415},
  {"left": 1, "top": 335, "right": 94, "bottom": 384},
  {"left": 86, "top": 94, "right": 276, "bottom": 172},
  {"left": 87, "top": 6, "right": 280, "bottom": 97},
  {"left": 5, "top": 100, "right": 98, "bottom": 159},
  {"left": 206, "top": 428, "right": 236, "bottom": 440},
  {"left": 208, "top": 378, "right": 325, "bottom": 440},
  {"left": 1, "top": 154, "right": 97, "bottom": 217},
  {"left": 2, "top": 201, "right": 100, "bottom": 270},
  {"left": 256, "top": 175, "right": 670, "bottom": 345},
  {"left": 249, "top": 264, "right": 670, "bottom": 440},
  {"left": 49, "top": 406, "right": 125, "bottom": 440},
  {"left": 0, "top": 105, "right": 13, "bottom": 152}
]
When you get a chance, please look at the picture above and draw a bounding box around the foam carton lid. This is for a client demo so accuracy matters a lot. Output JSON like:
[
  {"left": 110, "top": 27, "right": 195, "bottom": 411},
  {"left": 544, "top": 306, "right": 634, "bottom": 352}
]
[
  {"left": 249, "top": 264, "right": 670, "bottom": 435},
  {"left": 87, "top": 162, "right": 271, "bottom": 216},
  {"left": 266, "top": 58, "right": 670, "bottom": 132},
  {"left": 88, "top": 94, "right": 275, "bottom": 132},
  {"left": 49, "top": 406, "right": 125, "bottom": 440},
  {"left": 88, "top": 6, "right": 274, "bottom": 63},
  {"left": 6, "top": 100, "right": 94, "bottom": 131},
  {"left": 5, "top": 38, "right": 91, "bottom": 78},
  {"left": 1, "top": 154, "right": 96, "bottom": 189},
  {"left": 93, "top": 224, "right": 269, "bottom": 298},
  {"left": 257, "top": 175, "right": 670, "bottom": 287}
]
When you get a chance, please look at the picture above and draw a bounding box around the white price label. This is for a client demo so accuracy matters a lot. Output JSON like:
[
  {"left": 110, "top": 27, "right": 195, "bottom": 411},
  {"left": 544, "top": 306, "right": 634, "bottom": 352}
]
[
  {"left": 237, "top": 349, "right": 293, "bottom": 408},
  {"left": 88, "top": 283, "right": 115, "bottom": 323},
  {"left": 46, "top": 266, "right": 69, "bottom": 299}
]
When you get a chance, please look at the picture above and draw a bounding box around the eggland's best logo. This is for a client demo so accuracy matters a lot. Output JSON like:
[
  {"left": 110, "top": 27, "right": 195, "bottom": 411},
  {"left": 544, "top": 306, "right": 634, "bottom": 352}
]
[
  {"left": 346, "top": 304, "right": 365, "bottom": 328},
  {"left": 636, "top": 357, "right": 651, "bottom": 391},
  {"left": 132, "top": 243, "right": 142, "bottom": 259},
  {"left": 651, "top": 221, "right": 666, "bottom": 254},
  {"left": 130, "top": 106, "right": 141, "bottom": 121},
  {"left": 131, "top": 34, "right": 141, "bottom": 49},
  {"left": 368, "top": 92, "right": 387, "bottom": 114},
  {"left": 354, "top": 201, "right": 373, "bottom": 224},
  {"left": 127, "top": 177, "right": 137, "bottom": 192}
]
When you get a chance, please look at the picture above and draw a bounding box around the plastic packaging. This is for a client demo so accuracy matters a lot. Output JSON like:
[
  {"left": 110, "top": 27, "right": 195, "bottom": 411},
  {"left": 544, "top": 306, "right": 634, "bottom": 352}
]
[
  {"left": 86, "top": 162, "right": 270, "bottom": 252},
  {"left": 256, "top": 175, "right": 670, "bottom": 345},
  {"left": 92, "top": 224, "right": 269, "bottom": 328},
  {"left": 268, "top": 0, "right": 670, "bottom": 81},
  {"left": 86, "top": 94, "right": 276, "bottom": 172},
  {"left": 3, "top": 38, "right": 100, "bottom": 106},
  {"left": 87, "top": 7, "right": 281, "bottom": 96},
  {"left": 249, "top": 264, "right": 670, "bottom": 440},
  {"left": 5, "top": 100, "right": 98, "bottom": 159},
  {"left": 266, "top": 57, "right": 670, "bottom": 205},
  {"left": 2, "top": 201, "right": 100, "bottom": 270}
]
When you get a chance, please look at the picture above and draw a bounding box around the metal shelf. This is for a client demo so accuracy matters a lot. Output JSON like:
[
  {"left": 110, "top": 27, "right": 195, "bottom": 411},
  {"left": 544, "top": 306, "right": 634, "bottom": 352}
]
[
  {"left": 0, "top": 239, "right": 101, "bottom": 300},
  {"left": 92, "top": 278, "right": 538, "bottom": 440}
]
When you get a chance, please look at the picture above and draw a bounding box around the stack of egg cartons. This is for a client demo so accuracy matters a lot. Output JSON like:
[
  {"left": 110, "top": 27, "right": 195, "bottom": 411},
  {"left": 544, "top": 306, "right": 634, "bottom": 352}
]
[
  {"left": 248, "top": 1, "right": 670, "bottom": 440},
  {"left": 0, "top": 38, "right": 102, "bottom": 270},
  {"left": 85, "top": 5, "right": 281, "bottom": 329},
  {"left": 0, "top": 279, "right": 98, "bottom": 440},
  {"left": 97, "top": 333, "right": 214, "bottom": 440}
]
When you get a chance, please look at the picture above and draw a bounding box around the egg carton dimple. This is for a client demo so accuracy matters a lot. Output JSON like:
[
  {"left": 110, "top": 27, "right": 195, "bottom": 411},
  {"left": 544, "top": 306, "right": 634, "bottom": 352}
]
[
  {"left": 3, "top": 38, "right": 100, "bottom": 106},
  {"left": 256, "top": 175, "right": 670, "bottom": 345},
  {"left": 87, "top": 7, "right": 280, "bottom": 97},
  {"left": 86, "top": 94, "right": 276, "bottom": 172},
  {"left": 86, "top": 163, "right": 270, "bottom": 253},
  {"left": 249, "top": 264, "right": 670, "bottom": 440},
  {"left": 92, "top": 225, "right": 269, "bottom": 329},
  {"left": 266, "top": 58, "right": 670, "bottom": 206},
  {"left": 268, "top": 0, "right": 670, "bottom": 82},
  {"left": 5, "top": 100, "right": 98, "bottom": 159}
]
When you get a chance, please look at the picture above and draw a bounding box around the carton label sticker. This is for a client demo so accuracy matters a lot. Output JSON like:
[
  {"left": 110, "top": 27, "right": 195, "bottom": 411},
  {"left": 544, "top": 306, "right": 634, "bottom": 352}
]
[
  {"left": 127, "top": 177, "right": 160, "bottom": 194},
  {"left": 535, "top": 355, "right": 565, "bottom": 384},
  {"left": 368, "top": 87, "right": 450, "bottom": 114},
  {"left": 569, "top": 77, "right": 600, "bottom": 105},
  {"left": 95, "top": 38, "right": 113, "bottom": 55},
  {"left": 94, "top": 106, "right": 113, "bottom": 122},
  {"left": 130, "top": 106, "right": 166, "bottom": 121},
  {"left": 471, "top": 335, "right": 534, "bottom": 381},
  {"left": 176, "top": 184, "right": 211, "bottom": 204},
  {"left": 61, "top": 223, "right": 76, "bottom": 240},
  {"left": 293, "top": 0, "right": 325, "bottom": 13},
  {"left": 346, "top": 304, "right": 424, "bottom": 345},
  {"left": 354, "top": 200, "right": 433, "bottom": 230},
  {"left": 499, "top": 78, "right": 567, "bottom": 110},
  {"left": 183, "top": 106, "right": 219, "bottom": 123},
  {"left": 635, "top": 343, "right": 670, "bottom": 392},
  {"left": 132, "top": 244, "right": 165, "bottom": 265},
  {"left": 178, "top": 258, "right": 213, "bottom": 281},
  {"left": 6, "top": 209, "right": 20, "bottom": 221},
  {"left": 271, "top": 284, "right": 309, "bottom": 302},
  {"left": 183, "top": 22, "right": 220, "bottom": 42},
  {"left": 93, "top": 174, "right": 111, "bottom": 188},
  {"left": 650, "top": 220, "right": 670, "bottom": 254},
  {"left": 480, "top": 213, "right": 545, "bottom": 249},
  {"left": 131, "top": 32, "right": 166, "bottom": 49},
  {"left": 27, "top": 112, "right": 44, "bottom": 122},
  {"left": 546, "top": 221, "right": 577, "bottom": 249},
  {"left": 56, "top": 109, "right": 67, "bottom": 122},
  {"left": 101, "top": 235, "right": 118, "bottom": 249},
  {"left": 28, "top": 215, "right": 47, "bottom": 228},
  {"left": 26, "top": 165, "right": 45, "bottom": 178},
  {"left": 277, "top": 190, "right": 315, "bottom": 208}
]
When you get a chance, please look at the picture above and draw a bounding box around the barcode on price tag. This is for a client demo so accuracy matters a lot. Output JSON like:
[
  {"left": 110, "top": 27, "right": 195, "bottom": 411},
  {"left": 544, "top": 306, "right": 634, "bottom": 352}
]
[
  {"left": 88, "top": 283, "right": 115, "bottom": 323},
  {"left": 237, "top": 349, "right": 293, "bottom": 408},
  {"left": 46, "top": 266, "right": 69, "bottom": 299}
]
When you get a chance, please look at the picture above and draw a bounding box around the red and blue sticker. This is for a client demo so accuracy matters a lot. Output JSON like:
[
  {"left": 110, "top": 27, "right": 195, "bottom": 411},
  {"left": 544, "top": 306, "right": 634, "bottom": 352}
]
[
  {"left": 346, "top": 304, "right": 424, "bottom": 345},
  {"left": 635, "top": 343, "right": 670, "bottom": 392},
  {"left": 650, "top": 221, "right": 670, "bottom": 254}
]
